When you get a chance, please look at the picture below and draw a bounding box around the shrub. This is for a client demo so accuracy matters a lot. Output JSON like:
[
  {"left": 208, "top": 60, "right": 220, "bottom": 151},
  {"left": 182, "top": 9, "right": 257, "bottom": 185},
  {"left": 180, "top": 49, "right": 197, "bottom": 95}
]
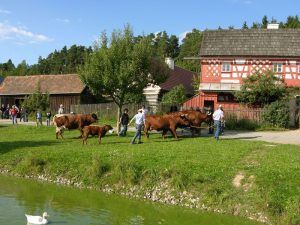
[
  {"left": 262, "top": 101, "right": 290, "bottom": 128},
  {"left": 225, "top": 113, "right": 259, "bottom": 130}
]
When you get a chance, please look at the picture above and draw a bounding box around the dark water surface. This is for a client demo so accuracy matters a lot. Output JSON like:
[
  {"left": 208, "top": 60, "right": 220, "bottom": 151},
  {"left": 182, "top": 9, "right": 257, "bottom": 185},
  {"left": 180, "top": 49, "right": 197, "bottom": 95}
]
[{"left": 0, "top": 175, "right": 261, "bottom": 225}]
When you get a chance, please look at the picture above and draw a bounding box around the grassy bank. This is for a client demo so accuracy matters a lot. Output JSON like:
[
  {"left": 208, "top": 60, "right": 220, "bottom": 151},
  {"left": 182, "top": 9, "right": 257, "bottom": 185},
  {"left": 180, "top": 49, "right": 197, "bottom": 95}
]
[{"left": 0, "top": 124, "right": 299, "bottom": 225}]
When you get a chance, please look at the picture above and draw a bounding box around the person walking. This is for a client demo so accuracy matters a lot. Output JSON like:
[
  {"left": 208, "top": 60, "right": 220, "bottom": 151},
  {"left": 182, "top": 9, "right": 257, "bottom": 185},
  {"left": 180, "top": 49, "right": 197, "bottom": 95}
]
[
  {"left": 118, "top": 108, "right": 129, "bottom": 136},
  {"left": 213, "top": 105, "right": 224, "bottom": 141},
  {"left": 128, "top": 108, "right": 145, "bottom": 144},
  {"left": 9, "top": 105, "right": 18, "bottom": 125},
  {"left": 36, "top": 110, "right": 43, "bottom": 126},
  {"left": 0, "top": 104, "right": 6, "bottom": 119},
  {"left": 46, "top": 111, "right": 52, "bottom": 126}
]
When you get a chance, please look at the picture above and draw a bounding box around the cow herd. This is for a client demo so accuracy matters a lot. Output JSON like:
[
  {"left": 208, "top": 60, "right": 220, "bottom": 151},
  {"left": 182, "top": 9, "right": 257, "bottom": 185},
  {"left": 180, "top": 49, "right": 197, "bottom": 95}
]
[{"left": 52, "top": 110, "right": 213, "bottom": 145}]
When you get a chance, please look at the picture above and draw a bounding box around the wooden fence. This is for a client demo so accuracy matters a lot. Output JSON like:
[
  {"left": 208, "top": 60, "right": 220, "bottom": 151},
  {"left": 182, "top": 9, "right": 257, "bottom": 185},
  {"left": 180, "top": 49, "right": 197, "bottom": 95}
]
[
  {"left": 224, "top": 109, "right": 265, "bottom": 123},
  {"left": 70, "top": 102, "right": 181, "bottom": 119},
  {"left": 71, "top": 102, "right": 265, "bottom": 123}
]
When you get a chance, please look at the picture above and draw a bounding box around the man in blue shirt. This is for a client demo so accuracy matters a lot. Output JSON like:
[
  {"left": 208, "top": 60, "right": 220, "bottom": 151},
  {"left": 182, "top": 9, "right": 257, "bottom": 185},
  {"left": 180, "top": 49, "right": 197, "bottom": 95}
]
[{"left": 129, "top": 109, "right": 145, "bottom": 144}]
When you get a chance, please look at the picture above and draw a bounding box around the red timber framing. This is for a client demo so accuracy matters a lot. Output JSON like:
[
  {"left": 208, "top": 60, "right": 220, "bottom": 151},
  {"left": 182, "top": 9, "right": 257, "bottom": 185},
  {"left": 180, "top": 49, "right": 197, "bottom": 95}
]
[{"left": 183, "top": 29, "right": 300, "bottom": 111}]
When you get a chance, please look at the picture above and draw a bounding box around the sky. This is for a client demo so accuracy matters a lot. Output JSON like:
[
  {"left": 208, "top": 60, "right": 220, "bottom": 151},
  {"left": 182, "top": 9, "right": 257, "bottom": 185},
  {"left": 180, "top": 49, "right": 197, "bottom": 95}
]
[{"left": 0, "top": 0, "right": 300, "bottom": 65}]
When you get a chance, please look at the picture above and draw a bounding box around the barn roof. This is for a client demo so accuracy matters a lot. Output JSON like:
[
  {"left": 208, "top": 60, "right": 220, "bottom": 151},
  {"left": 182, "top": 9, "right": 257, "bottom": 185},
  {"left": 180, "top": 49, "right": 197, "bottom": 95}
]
[
  {"left": 160, "top": 66, "right": 195, "bottom": 95},
  {"left": 200, "top": 29, "right": 300, "bottom": 57},
  {"left": 0, "top": 74, "right": 85, "bottom": 95}
]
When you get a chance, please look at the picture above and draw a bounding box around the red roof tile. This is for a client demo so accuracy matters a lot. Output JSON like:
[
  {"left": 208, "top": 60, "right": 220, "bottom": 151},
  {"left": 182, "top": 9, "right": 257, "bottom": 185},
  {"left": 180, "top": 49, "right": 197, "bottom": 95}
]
[{"left": 160, "top": 66, "right": 195, "bottom": 95}]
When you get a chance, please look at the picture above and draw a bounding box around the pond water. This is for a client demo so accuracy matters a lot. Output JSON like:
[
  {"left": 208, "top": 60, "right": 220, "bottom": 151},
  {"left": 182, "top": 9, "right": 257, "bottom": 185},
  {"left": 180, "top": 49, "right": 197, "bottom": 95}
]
[{"left": 0, "top": 175, "right": 261, "bottom": 225}]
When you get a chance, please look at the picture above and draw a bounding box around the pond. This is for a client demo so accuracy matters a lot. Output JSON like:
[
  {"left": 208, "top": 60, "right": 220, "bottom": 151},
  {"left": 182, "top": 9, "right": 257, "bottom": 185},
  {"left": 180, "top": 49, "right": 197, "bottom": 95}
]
[{"left": 0, "top": 175, "right": 262, "bottom": 225}]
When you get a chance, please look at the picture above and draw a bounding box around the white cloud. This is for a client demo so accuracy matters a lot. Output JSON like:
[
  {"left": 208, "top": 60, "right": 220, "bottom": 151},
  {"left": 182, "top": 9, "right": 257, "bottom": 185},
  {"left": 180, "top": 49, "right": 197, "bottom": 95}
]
[
  {"left": 179, "top": 31, "right": 190, "bottom": 43},
  {"left": 0, "top": 22, "right": 53, "bottom": 43},
  {"left": 56, "top": 18, "right": 70, "bottom": 24},
  {"left": 0, "top": 9, "right": 11, "bottom": 15}
]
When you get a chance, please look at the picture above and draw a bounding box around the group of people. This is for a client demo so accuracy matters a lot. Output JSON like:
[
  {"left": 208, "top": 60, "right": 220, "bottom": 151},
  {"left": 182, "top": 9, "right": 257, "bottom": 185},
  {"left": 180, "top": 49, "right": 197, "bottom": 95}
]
[
  {"left": 118, "top": 104, "right": 225, "bottom": 143},
  {"left": 0, "top": 102, "right": 65, "bottom": 126},
  {"left": 0, "top": 104, "right": 29, "bottom": 124},
  {"left": 118, "top": 105, "right": 148, "bottom": 144},
  {"left": 35, "top": 104, "right": 64, "bottom": 126}
]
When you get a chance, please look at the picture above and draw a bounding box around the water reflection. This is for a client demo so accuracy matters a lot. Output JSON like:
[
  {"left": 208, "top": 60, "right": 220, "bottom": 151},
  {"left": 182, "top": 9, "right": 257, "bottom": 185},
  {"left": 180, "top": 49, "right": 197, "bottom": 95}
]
[{"left": 0, "top": 175, "right": 261, "bottom": 225}]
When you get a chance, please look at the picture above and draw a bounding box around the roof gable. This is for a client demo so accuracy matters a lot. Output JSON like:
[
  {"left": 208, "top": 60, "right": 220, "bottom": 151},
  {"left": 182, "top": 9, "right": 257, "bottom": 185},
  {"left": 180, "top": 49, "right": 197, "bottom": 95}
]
[
  {"left": 0, "top": 74, "right": 85, "bottom": 95},
  {"left": 160, "top": 66, "right": 195, "bottom": 95},
  {"left": 200, "top": 29, "right": 300, "bottom": 57}
]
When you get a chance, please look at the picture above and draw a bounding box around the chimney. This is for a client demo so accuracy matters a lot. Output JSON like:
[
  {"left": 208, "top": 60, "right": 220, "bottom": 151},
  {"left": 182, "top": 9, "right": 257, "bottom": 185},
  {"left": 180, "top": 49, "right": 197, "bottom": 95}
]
[
  {"left": 165, "top": 57, "right": 175, "bottom": 70},
  {"left": 267, "top": 23, "right": 279, "bottom": 29}
]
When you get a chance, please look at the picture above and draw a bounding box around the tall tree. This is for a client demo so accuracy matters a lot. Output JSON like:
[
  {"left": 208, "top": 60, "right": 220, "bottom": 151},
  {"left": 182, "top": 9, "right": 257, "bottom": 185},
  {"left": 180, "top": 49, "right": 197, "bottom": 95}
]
[
  {"left": 176, "top": 29, "right": 202, "bottom": 73},
  {"left": 262, "top": 15, "right": 269, "bottom": 28},
  {"left": 79, "top": 25, "right": 169, "bottom": 128}
]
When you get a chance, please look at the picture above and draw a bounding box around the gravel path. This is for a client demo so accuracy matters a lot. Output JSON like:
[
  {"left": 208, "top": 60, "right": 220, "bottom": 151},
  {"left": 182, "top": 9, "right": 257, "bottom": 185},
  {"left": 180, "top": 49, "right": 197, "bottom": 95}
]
[{"left": 1, "top": 119, "right": 299, "bottom": 145}]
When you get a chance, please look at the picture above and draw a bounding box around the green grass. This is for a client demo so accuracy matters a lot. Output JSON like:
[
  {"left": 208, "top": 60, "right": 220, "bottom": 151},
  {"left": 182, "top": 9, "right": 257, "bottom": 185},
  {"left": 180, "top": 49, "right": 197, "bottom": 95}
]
[{"left": 0, "top": 124, "right": 299, "bottom": 225}]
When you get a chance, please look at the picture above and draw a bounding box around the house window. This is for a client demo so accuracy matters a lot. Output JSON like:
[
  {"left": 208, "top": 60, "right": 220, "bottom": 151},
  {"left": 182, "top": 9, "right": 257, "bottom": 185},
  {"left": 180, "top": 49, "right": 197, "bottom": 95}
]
[
  {"left": 217, "top": 93, "right": 236, "bottom": 102},
  {"left": 273, "top": 63, "right": 282, "bottom": 73},
  {"left": 222, "top": 62, "right": 231, "bottom": 72}
]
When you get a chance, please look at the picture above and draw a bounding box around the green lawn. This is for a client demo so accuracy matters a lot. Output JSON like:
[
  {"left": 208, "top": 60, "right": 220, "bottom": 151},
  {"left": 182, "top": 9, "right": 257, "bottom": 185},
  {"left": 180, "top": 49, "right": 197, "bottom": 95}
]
[{"left": 0, "top": 124, "right": 299, "bottom": 225}]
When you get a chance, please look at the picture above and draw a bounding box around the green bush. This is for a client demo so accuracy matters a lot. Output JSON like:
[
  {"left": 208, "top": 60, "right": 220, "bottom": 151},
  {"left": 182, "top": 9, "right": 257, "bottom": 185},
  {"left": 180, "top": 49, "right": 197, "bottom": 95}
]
[
  {"left": 225, "top": 113, "right": 259, "bottom": 130},
  {"left": 262, "top": 101, "right": 290, "bottom": 128}
]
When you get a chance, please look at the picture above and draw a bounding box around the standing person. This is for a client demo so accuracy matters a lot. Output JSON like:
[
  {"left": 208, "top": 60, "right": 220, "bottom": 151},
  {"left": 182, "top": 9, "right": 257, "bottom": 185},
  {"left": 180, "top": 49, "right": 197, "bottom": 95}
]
[
  {"left": 0, "top": 104, "right": 6, "bottom": 119},
  {"left": 118, "top": 108, "right": 129, "bottom": 136},
  {"left": 9, "top": 105, "right": 18, "bottom": 125},
  {"left": 128, "top": 109, "right": 145, "bottom": 144},
  {"left": 212, "top": 105, "right": 224, "bottom": 141},
  {"left": 58, "top": 104, "right": 64, "bottom": 114},
  {"left": 207, "top": 106, "right": 214, "bottom": 134},
  {"left": 36, "top": 110, "right": 43, "bottom": 126},
  {"left": 19, "top": 107, "right": 26, "bottom": 122},
  {"left": 46, "top": 111, "right": 52, "bottom": 126}
]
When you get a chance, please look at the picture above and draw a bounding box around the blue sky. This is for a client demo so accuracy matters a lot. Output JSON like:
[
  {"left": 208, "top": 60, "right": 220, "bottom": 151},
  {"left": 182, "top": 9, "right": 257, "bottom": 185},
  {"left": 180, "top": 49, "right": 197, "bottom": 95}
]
[{"left": 0, "top": 0, "right": 299, "bottom": 65}]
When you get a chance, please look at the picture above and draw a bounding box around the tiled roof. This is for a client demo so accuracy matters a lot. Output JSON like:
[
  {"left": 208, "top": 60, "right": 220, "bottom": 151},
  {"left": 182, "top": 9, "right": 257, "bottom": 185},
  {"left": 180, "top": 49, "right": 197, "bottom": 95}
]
[
  {"left": 200, "top": 29, "right": 300, "bottom": 57},
  {"left": 160, "top": 66, "right": 195, "bottom": 95},
  {"left": 0, "top": 74, "right": 85, "bottom": 95}
]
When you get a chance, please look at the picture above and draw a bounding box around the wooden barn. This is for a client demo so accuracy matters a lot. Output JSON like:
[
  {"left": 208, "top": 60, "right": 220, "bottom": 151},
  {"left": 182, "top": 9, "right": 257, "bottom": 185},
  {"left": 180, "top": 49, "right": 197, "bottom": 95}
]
[
  {"left": 183, "top": 25, "right": 300, "bottom": 112},
  {"left": 0, "top": 74, "right": 98, "bottom": 113}
]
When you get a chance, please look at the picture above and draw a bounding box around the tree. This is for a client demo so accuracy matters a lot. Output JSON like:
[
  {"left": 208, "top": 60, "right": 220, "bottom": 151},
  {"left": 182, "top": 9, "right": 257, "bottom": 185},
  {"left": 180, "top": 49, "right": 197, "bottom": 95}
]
[
  {"left": 262, "top": 15, "right": 269, "bottom": 28},
  {"left": 79, "top": 25, "right": 169, "bottom": 129},
  {"left": 242, "top": 21, "right": 249, "bottom": 29},
  {"left": 234, "top": 71, "right": 288, "bottom": 107},
  {"left": 22, "top": 84, "right": 50, "bottom": 112},
  {"left": 176, "top": 29, "right": 202, "bottom": 73},
  {"left": 161, "top": 85, "right": 187, "bottom": 104}
]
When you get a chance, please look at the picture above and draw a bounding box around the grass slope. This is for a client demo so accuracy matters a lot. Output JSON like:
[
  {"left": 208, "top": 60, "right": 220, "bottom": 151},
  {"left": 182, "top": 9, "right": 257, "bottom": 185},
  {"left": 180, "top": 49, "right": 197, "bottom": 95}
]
[{"left": 0, "top": 124, "right": 299, "bottom": 225}]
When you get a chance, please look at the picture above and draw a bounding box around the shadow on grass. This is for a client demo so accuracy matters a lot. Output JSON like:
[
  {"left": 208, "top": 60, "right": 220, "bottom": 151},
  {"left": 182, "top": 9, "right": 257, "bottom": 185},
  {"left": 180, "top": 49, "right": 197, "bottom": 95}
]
[{"left": 0, "top": 140, "right": 60, "bottom": 154}]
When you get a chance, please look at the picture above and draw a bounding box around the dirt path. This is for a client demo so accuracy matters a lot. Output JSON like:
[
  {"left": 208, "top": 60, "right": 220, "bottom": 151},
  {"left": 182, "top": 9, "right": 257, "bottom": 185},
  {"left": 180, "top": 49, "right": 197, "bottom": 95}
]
[{"left": 221, "top": 130, "right": 300, "bottom": 145}]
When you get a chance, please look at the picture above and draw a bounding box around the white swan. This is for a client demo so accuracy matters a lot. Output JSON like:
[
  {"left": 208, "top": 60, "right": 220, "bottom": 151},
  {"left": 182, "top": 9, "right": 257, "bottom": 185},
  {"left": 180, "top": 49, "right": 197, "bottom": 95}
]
[{"left": 25, "top": 212, "right": 49, "bottom": 225}]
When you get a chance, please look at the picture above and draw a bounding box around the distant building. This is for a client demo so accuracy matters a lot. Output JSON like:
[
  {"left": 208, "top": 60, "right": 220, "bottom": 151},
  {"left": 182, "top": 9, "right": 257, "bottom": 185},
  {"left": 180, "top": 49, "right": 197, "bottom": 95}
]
[
  {"left": 143, "top": 58, "right": 195, "bottom": 110},
  {"left": 183, "top": 26, "right": 300, "bottom": 111},
  {"left": 0, "top": 74, "right": 98, "bottom": 113}
]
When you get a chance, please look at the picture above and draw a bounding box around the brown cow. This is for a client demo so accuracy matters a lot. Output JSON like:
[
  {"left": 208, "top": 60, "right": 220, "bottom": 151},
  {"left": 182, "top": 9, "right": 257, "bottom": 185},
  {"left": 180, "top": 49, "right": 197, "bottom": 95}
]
[
  {"left": 168, "top": 110, "right": 213, "bottom": 136},
  {"left": 54, "top": 113, "right": 98, "bottom": 139},
  {"left": 82, "top": 124, "right": 114, "bottom": 145},
  {"left": 144, "top": 114, "right": 189, "bottom": 139}
]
